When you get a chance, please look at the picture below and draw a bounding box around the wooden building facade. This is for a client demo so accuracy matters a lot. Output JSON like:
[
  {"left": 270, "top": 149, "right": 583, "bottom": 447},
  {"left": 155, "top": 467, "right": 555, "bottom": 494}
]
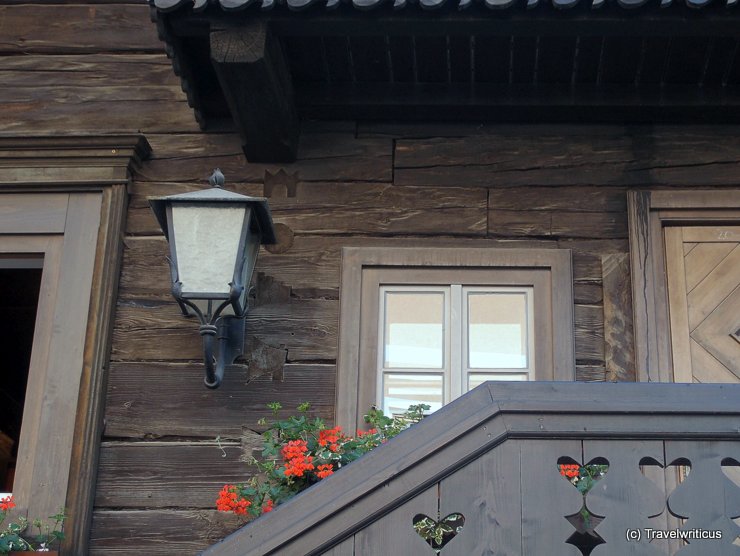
[{"left": 0, "top": 0, "right": 739, "bottom": 553}]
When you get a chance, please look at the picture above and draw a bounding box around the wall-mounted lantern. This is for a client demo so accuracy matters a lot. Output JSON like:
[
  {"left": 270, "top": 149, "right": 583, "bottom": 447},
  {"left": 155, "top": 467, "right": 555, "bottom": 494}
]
[{"left": 149, "top": 169, "right": 276, "bottom": 388}]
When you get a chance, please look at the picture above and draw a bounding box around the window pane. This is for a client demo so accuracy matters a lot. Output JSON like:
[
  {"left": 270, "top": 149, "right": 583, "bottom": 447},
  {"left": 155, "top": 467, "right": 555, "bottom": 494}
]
[
  {"left": 468, "top": 292, "right": 528, "bottom": 369},
  {"left": 383, "top": 373, "right": 443, "bottom": 416},
  {"left": 384, "top": 292, "right": 444, "bottom": 368},
  {"left": 468, "top": 373, "right": 528, "bottom": 391}
]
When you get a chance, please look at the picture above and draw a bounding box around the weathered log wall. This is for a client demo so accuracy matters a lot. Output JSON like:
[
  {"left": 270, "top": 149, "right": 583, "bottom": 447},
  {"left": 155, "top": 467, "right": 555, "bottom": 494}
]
[{"left": 3, "top": 3, "right": 740, "bottom": 554}]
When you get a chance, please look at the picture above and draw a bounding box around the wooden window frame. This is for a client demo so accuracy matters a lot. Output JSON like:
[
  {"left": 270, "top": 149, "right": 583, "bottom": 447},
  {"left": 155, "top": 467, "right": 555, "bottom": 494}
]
[
  {"left": 627, "top": 190, "right": 740, "bottom": 383},
  {"left": 0, "top": 136, "right": 150, "bottom": 554},
  {"left": 336, "top": 247, "right": 575, "bottom": 431}
]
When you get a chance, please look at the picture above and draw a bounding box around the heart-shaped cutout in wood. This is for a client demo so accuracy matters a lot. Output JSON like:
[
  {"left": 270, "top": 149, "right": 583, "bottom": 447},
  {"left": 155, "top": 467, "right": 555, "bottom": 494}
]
[
  {"left": 557, "top": 458, "right": 609, "bottom": 494},
  {"left": 413, "top": 512, "right": 465, "bottom": 551}
]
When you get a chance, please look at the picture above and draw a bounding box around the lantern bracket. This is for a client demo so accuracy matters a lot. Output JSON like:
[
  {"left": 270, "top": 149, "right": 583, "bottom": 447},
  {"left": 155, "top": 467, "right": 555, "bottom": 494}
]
[
  {"left": 175, "top": 289, "right": 247, "bottom": 389},
  {"left": 199, "top": 317, "right": 245, "bottom": 389}
]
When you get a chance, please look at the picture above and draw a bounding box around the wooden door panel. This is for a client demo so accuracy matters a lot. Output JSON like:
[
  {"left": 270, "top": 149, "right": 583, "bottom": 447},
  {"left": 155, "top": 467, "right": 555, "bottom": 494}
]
[
  {"left": 686, "top": 245, "right": 740, "bottom": 331},
  {"left": 666, "top": 226, "right": 740, "bottom": 384},
  {"left": 683, "top": 242, "right": 735, "bottom": 292},
  {"left": 692, "top": 287, "right": 740, "bottom": 377},
  {"left": 690, "top": 339, "right": 740, "bottom": 383}
]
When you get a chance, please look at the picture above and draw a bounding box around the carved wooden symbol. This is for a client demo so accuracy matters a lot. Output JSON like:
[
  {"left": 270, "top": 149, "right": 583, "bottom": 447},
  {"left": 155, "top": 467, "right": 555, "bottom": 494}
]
[
  {"left": 666, "top": 441, "right": 740, "bottom": 556},
  {"left": 557, "top": 457, "right": 608, "bottom": 555},
  {"left": 264, "top": 169, "right": 299, "bottom": 199},
  {"left": 413, "top": 512, "right": 465, "bottom": 552},
  {"left": 585, "top": 441, "right": 665, "bottom": 556}
]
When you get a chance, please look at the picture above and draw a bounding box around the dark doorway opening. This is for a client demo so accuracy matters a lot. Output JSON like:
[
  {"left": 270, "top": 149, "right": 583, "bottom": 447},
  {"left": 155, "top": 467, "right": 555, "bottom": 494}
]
[{"left": 0, "top": 262, "right": 42, "bottom": 492}]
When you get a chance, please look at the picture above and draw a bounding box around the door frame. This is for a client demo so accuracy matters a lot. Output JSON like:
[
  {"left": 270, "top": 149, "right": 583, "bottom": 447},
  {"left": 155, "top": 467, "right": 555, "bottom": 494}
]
[
  {"left": 627, "top": 189, "right": 740, "bottom": 383},
  {"left": 0, "top": 136, "right": 150, "bottom": 554}
]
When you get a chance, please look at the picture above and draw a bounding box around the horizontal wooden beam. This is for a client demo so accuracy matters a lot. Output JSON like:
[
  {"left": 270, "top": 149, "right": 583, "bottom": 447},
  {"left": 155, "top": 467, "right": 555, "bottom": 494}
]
[{"left": 210, "top": 23, "right": 299, "bottom": 163}]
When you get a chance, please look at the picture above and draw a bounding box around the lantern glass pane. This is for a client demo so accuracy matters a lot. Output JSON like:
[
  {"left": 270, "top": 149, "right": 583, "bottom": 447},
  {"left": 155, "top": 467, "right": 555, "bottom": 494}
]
[{"left": 171, "top": 204, "right": 247, "bottom": 296}]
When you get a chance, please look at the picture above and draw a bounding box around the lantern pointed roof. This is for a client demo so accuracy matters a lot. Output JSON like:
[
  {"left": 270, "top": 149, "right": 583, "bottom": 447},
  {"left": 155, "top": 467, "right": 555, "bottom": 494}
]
[{"left": 149, "top": 185, "right": 277, "bottom": 244}]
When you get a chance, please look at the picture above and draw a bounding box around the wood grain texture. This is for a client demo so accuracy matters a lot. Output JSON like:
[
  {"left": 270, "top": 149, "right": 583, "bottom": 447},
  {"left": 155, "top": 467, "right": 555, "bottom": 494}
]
[
  {"left": 353, "top": 487, "right": 438, "bottom": 556},
  {"left": 575, "top": 304, "right": 605, "bottom": 363},
  {"left": 664, "top": 227, "right": 694, "bottom": 383},
  {"left": 602, "top": 253, "right": 636, "bottom": 381},
  {"left": 489, "top": 209, "right": 627, "bottom": 238},
  {"left": 488, "top": 186, "right": 627, "bottom": 213},
  {"left": 130, "top": 181, "right": 487, "bottom": 236},
  {"left": 111, "top": 297, "right": 338, "bottom": 362},
  {"left": 0, "top": 4, "right": 162, "bottom": 53},
  {"left": 133, "top": 132, "right": 392, "bottom": 185},
  {"left": 0, "top": 54, "right": 179, "bottom": 88},
  {"left": 104, "top": 363, "right": 336, "bottom": 438},
  {"left": 439, "top": 441, "right": 523, "bottom": 554},
  {"left": 520, "top": 440, "right": 583, "bottom": 556},
  {"left": 577, "top": 365, "right": 607, "bottom": 382},
  {"left": 118, "top": 235, "right": 556, "bottom": 300},
  {"left": 395, "top": 130, "right": 740, "bottom": 188},
  {"left": 0, "top": 95, "right": 198, "bottom": 135},
  {"left": 583, "top": 440, "right": 666, "bottom": 556},
  {"left": 95, "top": 441, "right": 260, "bottom": 508},
  {"left": 89, "top": 509, "right": 243, "bottom": 555},
  {"left": 686, "top": 245, "right": 740, "bottom": 331}
]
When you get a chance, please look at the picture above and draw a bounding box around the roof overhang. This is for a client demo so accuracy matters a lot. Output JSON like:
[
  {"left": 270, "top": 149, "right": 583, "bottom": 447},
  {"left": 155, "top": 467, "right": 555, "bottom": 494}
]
[{"left": 150, "top": 0, "right": 740, "bottom": 162}]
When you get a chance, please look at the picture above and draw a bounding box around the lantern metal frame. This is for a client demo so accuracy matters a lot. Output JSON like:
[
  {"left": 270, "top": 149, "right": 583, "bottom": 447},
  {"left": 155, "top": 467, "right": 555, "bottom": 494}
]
[{"left": 149, "top": 169, "right": 276, "bottom": 388}]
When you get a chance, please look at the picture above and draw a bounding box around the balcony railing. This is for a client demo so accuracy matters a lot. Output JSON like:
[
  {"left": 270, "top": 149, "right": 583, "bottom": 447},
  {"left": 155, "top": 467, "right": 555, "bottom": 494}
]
[{"left": 203, "top": 382, "right": 740, "bottom": 556}]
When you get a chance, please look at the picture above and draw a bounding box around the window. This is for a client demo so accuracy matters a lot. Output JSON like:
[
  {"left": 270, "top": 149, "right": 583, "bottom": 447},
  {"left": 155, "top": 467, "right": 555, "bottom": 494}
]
[
  {"left": 378, "top": 285, "right": 534, "bottom": 416},
  {"left": 337, "top": 247, "right": 574, "bottom": 431},
  {"left": 0, "top": 262, "right": 43, "bottom": 495}
]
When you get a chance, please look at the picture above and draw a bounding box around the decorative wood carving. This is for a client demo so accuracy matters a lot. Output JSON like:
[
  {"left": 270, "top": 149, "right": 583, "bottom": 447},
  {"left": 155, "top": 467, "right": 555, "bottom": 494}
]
[
  {"left": 263, "top": 169, "right": 299, "bottom": 198},
  {"left": 210, "top": 23, "right": 299, "bottom": 163},
  {"left": 666, "top": 441, "right": 740, "bottom": 555},
  {"left": 584, "top": 441, "right": 665, "bottom": 556}
]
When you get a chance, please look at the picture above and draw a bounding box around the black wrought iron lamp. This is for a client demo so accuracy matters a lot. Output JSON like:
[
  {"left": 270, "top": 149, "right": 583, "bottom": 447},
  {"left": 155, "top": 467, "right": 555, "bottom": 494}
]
[{"left": 149, "top": 169, "right": 276, "bottom": 388}]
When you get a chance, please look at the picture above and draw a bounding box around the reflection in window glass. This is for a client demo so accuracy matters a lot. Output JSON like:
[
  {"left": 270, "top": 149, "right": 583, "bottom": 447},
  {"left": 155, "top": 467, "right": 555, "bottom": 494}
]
[
  {"left": 383, "top": 374, "right": 443, "bottom": 416},
  {"left": 468, "top": 292, "right": 528, "bottom": 369},
  {"left": 384, "top": 292, "right": 444, "bottom": 369},
  {"left": 468, "top": 373, "right": 528, "bottom": 391}
]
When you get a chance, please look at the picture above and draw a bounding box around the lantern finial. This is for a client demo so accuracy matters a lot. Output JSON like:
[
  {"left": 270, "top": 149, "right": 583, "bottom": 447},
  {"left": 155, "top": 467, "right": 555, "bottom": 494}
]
[{"left": 209, "top": 168, "right": 225, "bottom": 188}]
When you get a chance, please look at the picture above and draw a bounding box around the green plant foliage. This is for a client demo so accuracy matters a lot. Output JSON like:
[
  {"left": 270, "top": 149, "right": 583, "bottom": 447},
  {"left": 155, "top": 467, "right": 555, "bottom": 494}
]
[{"left": 216, "top": 403, "right": 430, "bottom": 519}]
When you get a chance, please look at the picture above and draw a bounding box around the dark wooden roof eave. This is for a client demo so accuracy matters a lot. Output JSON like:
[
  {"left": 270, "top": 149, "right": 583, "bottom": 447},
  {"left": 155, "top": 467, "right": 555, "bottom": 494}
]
[
  {"left": 201, "top": 382, "right": 740, "bottom": 556},
  {"left": 150, "top": 2, "right": 740, "bottom": 162}
]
